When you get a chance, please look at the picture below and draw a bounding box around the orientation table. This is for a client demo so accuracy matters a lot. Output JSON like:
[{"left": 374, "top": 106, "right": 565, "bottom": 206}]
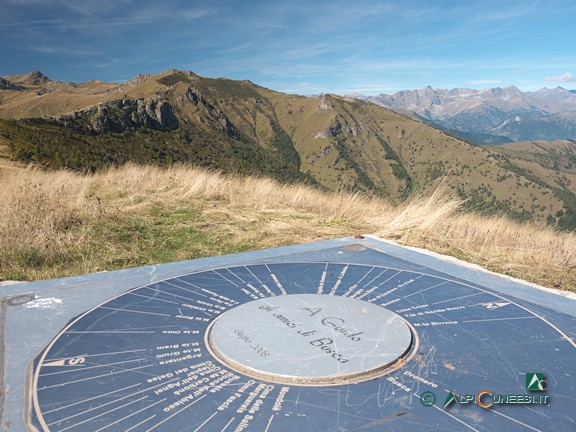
[{"left": 1, "top": 235, "right": 574, "bottom": 431}]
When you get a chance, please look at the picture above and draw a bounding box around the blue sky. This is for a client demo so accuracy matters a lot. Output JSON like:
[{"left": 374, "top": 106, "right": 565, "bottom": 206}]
[{"left": 1, "top": 0, "right": 575, "bottom": 95}]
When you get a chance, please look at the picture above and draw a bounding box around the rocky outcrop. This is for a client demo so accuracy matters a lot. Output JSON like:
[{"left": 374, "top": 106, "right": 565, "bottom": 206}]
[
  {"left": 316, "top": 95, "right": 333, "bottom": 112},
  {"left": 0, "top": 77, "right": 24, "bottom": 91},
  {"left": 21, "top": 70, "right": 51, "bottom": 86},
  {"left": 183, "top": 87, "right": 239, "bottom": 137},
  {"left": 59, "top": 98, "right": 179, "bottom": 133},
  {"left": 328, "top": 117, "right": 363, "bottom": 138}
]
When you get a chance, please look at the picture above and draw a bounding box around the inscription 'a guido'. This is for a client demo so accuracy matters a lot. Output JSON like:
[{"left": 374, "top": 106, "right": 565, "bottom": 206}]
[{"left": 301, "top": 307, "right": 364, "bottom": 342}]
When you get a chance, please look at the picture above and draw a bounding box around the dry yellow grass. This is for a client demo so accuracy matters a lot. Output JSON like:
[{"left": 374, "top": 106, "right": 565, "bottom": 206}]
[{"left": 1, "top": 163, "right": 574, "bottom": 291}]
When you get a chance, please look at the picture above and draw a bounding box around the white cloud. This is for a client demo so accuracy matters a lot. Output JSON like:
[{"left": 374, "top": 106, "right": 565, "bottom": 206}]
[{"left": 544, "top": 72, "right": 576, "bottom": 82}]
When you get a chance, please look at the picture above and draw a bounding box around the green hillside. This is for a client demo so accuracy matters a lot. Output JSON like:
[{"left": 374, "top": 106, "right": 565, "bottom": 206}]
[{"left": 1, "top": 69, "right": 576, "bottom": 229}]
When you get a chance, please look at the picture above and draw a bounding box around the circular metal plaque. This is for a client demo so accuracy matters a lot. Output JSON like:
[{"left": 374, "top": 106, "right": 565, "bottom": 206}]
[{"left": 206, "top": 294, "right": 415, "bottom": 385}]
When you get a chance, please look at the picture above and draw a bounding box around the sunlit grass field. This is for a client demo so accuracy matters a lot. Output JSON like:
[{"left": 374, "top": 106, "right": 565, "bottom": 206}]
[{"left": 1, "top": 163, "right": 574, "bottom": 292}]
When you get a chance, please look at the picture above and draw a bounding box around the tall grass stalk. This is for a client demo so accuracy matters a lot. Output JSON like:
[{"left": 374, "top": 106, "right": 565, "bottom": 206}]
[{"left": 1, "top": 163, "right": 574, "bottom": 291}]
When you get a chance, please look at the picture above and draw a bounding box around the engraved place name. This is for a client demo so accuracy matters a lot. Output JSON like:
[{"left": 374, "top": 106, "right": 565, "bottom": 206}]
[
  {"left": 403, "top": 370, "right": 438, "bottom": 388},
  {"left": 181, "top": 302, "right": 223, "bottom": 315},
  {"left": 413, "top": 320, "right": 458, "bottom": 327},
  {"left": 154, "top": 361, "right": 241, "bottom": 413},
  {"left": 396, "top": 304, "right": 429, "bottom": 313},
  {"left": 234, "top": 383, "right": 276, "bottom": 432},
  {"left": 368, "top": 278, "right": 417, "bottom": 303},
  {"left": 161, "top": 329, "right": 200, "bottom": 335},
  {"left": 404, "top": 306, "right": 465, "bottom": 317},
  {"left": 174, "top": 313, "right": 211, "bottom": 322},
  {"left": 198, "top": 288, "right": 239, "bottom": 307},
  {"left": 381, "top": 297, "right": 401, "bottom": 307}
]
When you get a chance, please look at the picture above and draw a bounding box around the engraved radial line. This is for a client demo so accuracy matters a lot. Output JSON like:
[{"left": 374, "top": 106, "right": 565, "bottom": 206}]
[
  {"left": 158, "top": 280, "right": 209, "bottom": 298},
  {"left": 244, "top": 265, "right": 264, "bottom": 284},
  {"left": 46, "top": 377, "right": 182, "bottom": 422},
  {"left": 99, "top": 307, "right": 171, "bottom": 317},
  {"left": 264, "top": 414, "right": 275, "bottom": 432},
  {"left": 66, "top": 330, "right": 155, "bottom": 334},
  {"left": 177, "top": 306, "right": 212, "bottom": 318},
  {"left": 287, "top": 401, "right": 378, "bottom": 421},
  {"left": 212, "top": 270, "right": 240, "bottom": 287},
  {"left": 141, "top": 286, "right": 198, "bottom": 303},
  {"left": 169, "top": 278, "right": 212, "bottom": 294},
  {"left": 430, "top": 292, "right": 483, "bottom": 305},
  {"left": 317, "top": 263, "right": 328, "bottom": 294},
  {"left": 192, "top": 410, "right": 219, "bottom": 432},
  {"left": 42, "top": 383, "right": 141, "bottom": 415},
  {"left": 362, "top": 268, "right": 388, "bottom": 288},
  {"left": 144, "top": 394, "right": 207, "bottom": 432},
  {"left": 378, "top": 270, "right": 402, "bottom": 286},
  {"left": 40, "top": 358, "right": 146, "bottom": 377},
  {"left": 355, "top": 266, "right": 376, "bottom": 284},
  {"left": 344, "top": 266, "right": 377, "bottom": 293},
  {"left": 220, "top": 416, "right": 236, "bottom": 432},
  {"left": 169, "top": 279, "right": 237, "bottom": 303},
  {"left": 328, "top": 264, "right": 348, "bottom": 294},
  {"left": 399, "top": 273, "right": 423, "bottom": 287},
  {"left": 57, "top": 395, "right": 149, "bottom": 432},
  {"left": 463, "top": 316, "right": 537, "bottom": 323},
  {"left": 454, "top": 279, "right": 576, "bottom": 349},
  {"left": 48, "top": 392, "right": 148, "bottom": 427},
  {"left": 358, "top": 270, "right": 402, "bottom": 299},
  {"left": 264, "top": 264, "right": 287, "bottom": 295},
  {"left": 225, "top": 267, "right": 247, "bottom": 284},
  {"left": 403, "top": 280, "right": 448, "bottom": 298},
  {"left": 94, "top": 398, "right": 168, "bottom": 432},
  {"left": 127, "top": 292, "right": 180, "bottom": 304},
  {"left": 125, "top": 415, "right": 156, "bottom": 432},
  {"left": 488, "top": 407, "right": 543, "bottom": 432},
  {"left": 430, "top": 403, "right": 479, "bottom": 431},
  {"left": 44, "top": 349, "right": 147, "bottom": 363},
  {"left": 39, "top": 364, "right": 154, "bottom": 390}
]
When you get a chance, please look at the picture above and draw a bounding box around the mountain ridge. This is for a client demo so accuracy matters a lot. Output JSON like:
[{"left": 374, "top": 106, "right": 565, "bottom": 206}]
[
  {"left": 355, "top": 85, "right": 576, "bottom": 143},
  {"left": 1, "top": 69, "right": 575, "bottom": 229}
]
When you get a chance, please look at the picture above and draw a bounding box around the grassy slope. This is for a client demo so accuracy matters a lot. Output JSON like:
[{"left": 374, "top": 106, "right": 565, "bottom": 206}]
[
  {"left": 1, "top": 161, "right": 574, "bottom": 292},
  {"left": 486, "top": 140, "right": 576, "bottom": 228},
  {"left": 259, "top": 89, "right": 558, "bottom": 217},
  {"left": 1, "top": 69, "right": 574, "bottom": 228}
]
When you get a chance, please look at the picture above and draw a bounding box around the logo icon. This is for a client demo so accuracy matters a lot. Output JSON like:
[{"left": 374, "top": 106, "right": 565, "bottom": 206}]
[
  {"left": 420, "top": 391, "right": 436, "bottom": 407},
  {"left": 443, "top": 391, "right": 457, "bottom": 409},
  {"left": 526, "top": 373, "right": 546, "bottom": 391}
]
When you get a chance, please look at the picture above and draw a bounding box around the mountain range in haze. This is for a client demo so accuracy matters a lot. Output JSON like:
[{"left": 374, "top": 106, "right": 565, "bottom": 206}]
[
  {"left": 354, "top": 86, "right": 576, "bottom": 144},
  {"left": 0, "top": 70, "right": 575, "bottom": 230}
]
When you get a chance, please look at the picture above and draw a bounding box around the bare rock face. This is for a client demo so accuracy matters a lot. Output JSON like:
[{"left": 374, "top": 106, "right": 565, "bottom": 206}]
[
  {"left": 22, "top": 70, "right": 51, "bottom": 86},
  {"left": 0, "top": 77, "right": 24, "bottom": 91},
  {"left": 316, "top": 95, "right": 333, "bottom": 113},
  {"left": 59, "top": 98, "right": 179, "bottom": 133},
  {"left": 183, "top": 87, "right": 239, "bottom": 137}
]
